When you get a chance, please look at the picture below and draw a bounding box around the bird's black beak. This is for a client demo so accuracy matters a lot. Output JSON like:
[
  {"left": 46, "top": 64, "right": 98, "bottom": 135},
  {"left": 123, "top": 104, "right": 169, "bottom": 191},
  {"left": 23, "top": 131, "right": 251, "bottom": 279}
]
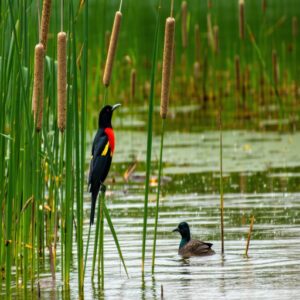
[
  {"left": 172, "top": 228, "right": 179, "bottom": 233},
  {"left": 112, "top": 103, "right": 121, "bottom": 112}
]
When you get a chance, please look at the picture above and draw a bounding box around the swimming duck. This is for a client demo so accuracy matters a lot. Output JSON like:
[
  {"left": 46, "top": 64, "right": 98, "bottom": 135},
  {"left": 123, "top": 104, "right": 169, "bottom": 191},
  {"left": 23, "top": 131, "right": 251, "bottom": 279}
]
[{"left": 173, "top": 222, "right": 215, "bottom": 257}]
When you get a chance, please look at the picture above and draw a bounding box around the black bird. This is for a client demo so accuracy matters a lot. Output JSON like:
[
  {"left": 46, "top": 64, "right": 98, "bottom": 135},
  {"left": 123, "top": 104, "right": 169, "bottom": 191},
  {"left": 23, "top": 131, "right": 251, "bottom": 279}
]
[
  {"left": 88, "top": 103, "right": 121, "bottom": 225},
  {"left": 173, "top": 222, "right": 215, "bottom": 258}
]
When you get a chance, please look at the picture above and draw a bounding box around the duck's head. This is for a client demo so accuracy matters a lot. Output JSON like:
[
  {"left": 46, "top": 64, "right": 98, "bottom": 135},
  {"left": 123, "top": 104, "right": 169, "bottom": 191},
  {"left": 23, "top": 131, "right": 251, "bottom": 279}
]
[
  {"left": 98, "top": 103, "right": 121, "bottom": 128},
  {"left": 173, "top": 222, "right": 191, "bottom": 241}
]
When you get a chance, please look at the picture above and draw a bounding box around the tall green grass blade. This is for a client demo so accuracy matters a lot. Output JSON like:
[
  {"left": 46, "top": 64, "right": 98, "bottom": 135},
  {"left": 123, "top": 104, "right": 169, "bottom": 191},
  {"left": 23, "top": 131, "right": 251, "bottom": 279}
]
[
  {"left": 141, "top": 0, "right": 162, "bottom": 273},
  {"left": 151, "top": 119, "right": 165, "bottom": 273},
  {"left": 103, "top": 202, "right": 129, "bottom": 277}
]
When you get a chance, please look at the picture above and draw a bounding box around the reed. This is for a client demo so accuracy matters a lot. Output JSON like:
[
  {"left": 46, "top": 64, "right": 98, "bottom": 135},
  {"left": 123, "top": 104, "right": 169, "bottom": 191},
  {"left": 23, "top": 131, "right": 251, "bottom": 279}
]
[
  {"left": 219, "top": 103, "right": 224, "bottom": 254},
  {"left": 194, "top": 24, "right": 200, "bottom": 62},
  {"left": 32, "top": 43, "right": 45, "bottom": 132},
  {"left": 272, "top": 49, "right": 279, "bottom": 91},
  {"left": 239, "top": 0, "right": 245, "bottom": 40},
  {"left": 207, "top": 14, "right": 214, "bottom": 51},
  {"left": 142, "top": 0, "right": 162, "bottom": 273},
  {"left": 235, "top": 55, "right": 241, "bottom": 92},
  {"left": 131, "top": 68, "right": 136, "bottom": 100},
  {"left": 103, "top": 11, "right": 122, "bottom": 87},
  {"left": 213, "top": 25, "right": 219, "bottom": 54},
  {"left": 40, "top": 0, "right": 52, "bottom": 51},
  {"left": 244, "top": 216, "right": 255, "bottom": 257},
  {"left": 57, "top": 32, "right": 67, "bottom": 132},
  {"left": 292, "top": 17, "right": 298, "bottom": 38},
  {"left": 181, "top": 1, "right": 187, "bottom": 49},
  {"left": 152, "top": 15, "right": 175, "bottom": 272}
]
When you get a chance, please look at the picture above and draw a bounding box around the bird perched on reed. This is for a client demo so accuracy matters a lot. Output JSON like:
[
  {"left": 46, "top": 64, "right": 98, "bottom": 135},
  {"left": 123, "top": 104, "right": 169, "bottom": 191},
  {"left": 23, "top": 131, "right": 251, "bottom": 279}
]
[
  {"left": 173, "top": 222, "right": 215, "bottom": 257},
  {"left": 88, "top": 103, "right": 121, "bottom": 225}
]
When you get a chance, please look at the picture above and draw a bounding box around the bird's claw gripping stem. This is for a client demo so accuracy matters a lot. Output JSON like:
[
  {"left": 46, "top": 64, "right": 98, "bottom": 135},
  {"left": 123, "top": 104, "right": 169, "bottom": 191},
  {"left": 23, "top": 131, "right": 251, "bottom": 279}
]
[{"left": 100, "top": 184, "right": 106, "bottom": 194}]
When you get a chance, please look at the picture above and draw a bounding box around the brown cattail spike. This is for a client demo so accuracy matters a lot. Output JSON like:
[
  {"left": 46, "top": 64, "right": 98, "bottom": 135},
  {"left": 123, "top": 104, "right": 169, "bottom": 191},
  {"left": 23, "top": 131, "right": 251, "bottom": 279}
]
[
  {"left": 161, "top": 17, "right": 175, "bottom": 119},
  {"left": 239, "top": 0, "right": 245, "bottom": 40},
  {"left": 194, "top": 24, "right": 200, "bottom": 62},
  {"left": 208, "top": 0, "right": 212, "bottom": 9},
  {"left": 32, "top": 43, "right": 45, "bottom": 132},
  {"left": 130, "top": 69, "right": 136, "bottom": 100},
  {"left": 40, "top": 0, "right": 52, "bottom": 51},
  {"left": 292, "top": 17, "right": 298, "bottom": 38},
  {"left": 181, "top": 1, "right": 187, "bottom": 49},
  {"left": 262, "top": 0, "right": 267, "bottom": 14},
  {"left": 57, "top": 32, "right": 67, "bottom": 132},
  {"left": 103, "top": 11, "right": 122, "bottom": 87},
  {"left": 235, "top": 55, "right": 240, "bottom": 92}
]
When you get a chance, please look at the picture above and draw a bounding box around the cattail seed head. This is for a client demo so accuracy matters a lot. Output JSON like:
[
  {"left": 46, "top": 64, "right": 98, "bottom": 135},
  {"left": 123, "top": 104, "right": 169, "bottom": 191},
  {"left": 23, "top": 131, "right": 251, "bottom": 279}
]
[
  {"left": 40, "top": 0, "right": 52, "bottom": 51},
  {"left": 262, "top": 0, "right": 267, "bottom": 14},
  {"left": 57, "top": 32, "right": 67, "bottom": 132},
  {"left": 194, "top": 24, "right": 200, "bottom": 62},
  {"left": 103, "top": 11, "right": 122, "bottom": 87},
  {"left": 181, "top": 1, "right": 188, "bottom": 49},
  {"left": 161, "top": 17, "right": 175, "bottom": 119},
  {"left": 130, "top": 68, "right": 136, "bottom": 100},
  {"left": 235, "top": 55, "right": 240, "bottom": 92},
  {"left": 32, "top": 43, "right": 45, "bottom": 132},
  {"left": 292, "top": 17, "right": 298, "bottom": 37},
  {"left": 208, "top": 0, "right": 212, "bottom": 9},
  {"left": 239, "top": 0, "right": 245, "bottom": 40}
]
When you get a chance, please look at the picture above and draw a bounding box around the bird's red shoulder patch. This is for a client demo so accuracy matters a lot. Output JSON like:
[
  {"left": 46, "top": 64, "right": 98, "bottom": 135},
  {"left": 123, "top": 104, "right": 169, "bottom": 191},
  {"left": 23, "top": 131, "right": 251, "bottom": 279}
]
[{"left": 104, "top": 128, "right": 115, "bottom": 154}]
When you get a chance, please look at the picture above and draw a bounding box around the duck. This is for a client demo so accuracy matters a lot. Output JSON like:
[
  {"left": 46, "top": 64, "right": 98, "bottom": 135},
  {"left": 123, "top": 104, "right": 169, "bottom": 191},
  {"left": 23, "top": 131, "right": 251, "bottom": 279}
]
[{"left": 173, "top": 222, "right": 215, "bottom": 257}]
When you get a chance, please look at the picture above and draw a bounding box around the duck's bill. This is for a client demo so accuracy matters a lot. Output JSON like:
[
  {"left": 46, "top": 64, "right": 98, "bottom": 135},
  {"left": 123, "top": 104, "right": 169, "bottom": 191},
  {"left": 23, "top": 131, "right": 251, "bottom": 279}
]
[
  {"left": 112, "top": 103, "right": 121, "bottom": 111},
  {"left": 172, "top": 228, "right": 179, "bottom": 233}
]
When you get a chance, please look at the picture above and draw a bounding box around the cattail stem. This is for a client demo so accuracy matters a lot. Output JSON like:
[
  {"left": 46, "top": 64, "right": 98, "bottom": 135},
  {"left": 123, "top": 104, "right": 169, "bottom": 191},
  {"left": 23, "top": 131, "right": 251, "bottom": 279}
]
[
  {"left": 40, "top": 0, "right": 52, "bottom": 51},
  {"left": 161, "top": 17, "right": 175, "bottom": 119},
  {"left": 239, "top": 0, "right": 245, "bottom": 40},
  {"left": 292, "top": 17, "right": 298, "bottom": 38},
  {"left": 207, "top": 14, "right": 214, "bottom": 50},
  {"left": 57, "top": 32, "right": 67, "bottom": 132},
  {"left": 32, "top": 43, "right": 45, "bottom": 132},
  {"left": 194, "top": 24, "right": 200, "bottom": 62},
  {"left": 245, "top": 216, "right": 255, "bottom": 257},
  {"left": 272, "top": 49, "right": 279, "bottom": 90},
  {"left": 170, "top": 0, "right": 174, "bottom": 17},
  {"left": 235, "top": 55, "right": 241, "bottom": 92},
  {"left": 219, "top": 103, "right": 224, "bottom": 254},
  {"left": 181, "top": 1, "right": 187, "bottom": 49},
  {"left": 103, "top": 11, "right": 122, "bottom": 87},
  {"left": 130, "top": 68, "right": 136, "bottom": 101},
  {"left": 213, "top": 25, "right": 219, "bottom": 54}
]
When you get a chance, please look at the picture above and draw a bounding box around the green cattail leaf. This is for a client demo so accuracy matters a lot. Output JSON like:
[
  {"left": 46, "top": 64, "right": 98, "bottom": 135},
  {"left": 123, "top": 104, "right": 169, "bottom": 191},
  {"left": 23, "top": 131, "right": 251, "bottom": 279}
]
[{"left": 103, "top": 203, "right": 129, "bottom": 277}]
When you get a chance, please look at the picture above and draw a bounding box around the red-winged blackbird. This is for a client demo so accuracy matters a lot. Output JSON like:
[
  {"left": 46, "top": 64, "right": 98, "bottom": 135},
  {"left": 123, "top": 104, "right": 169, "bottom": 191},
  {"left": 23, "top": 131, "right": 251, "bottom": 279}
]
[{"left": 88, "top": 103, "right": 121, "bottom": 225}]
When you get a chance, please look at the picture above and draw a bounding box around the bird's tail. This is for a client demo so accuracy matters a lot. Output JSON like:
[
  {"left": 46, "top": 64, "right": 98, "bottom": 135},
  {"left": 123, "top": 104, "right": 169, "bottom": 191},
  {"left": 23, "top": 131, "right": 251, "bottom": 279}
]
[{"left": 90, "top": 191, "right": 98, "bottom": 225}]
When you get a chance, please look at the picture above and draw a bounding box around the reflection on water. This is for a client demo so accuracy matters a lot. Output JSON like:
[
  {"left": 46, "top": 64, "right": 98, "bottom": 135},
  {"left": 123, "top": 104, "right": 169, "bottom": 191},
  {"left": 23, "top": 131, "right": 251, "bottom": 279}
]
[{"left": 10, "top": 106, "right": 300, "bottom": 299}]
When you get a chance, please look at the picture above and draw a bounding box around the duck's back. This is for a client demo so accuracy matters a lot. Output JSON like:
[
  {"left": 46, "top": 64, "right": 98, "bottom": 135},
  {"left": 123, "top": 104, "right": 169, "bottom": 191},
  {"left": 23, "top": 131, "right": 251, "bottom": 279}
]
[{"left": 179, "top": 239, "right": 215, "bottom": 257}]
